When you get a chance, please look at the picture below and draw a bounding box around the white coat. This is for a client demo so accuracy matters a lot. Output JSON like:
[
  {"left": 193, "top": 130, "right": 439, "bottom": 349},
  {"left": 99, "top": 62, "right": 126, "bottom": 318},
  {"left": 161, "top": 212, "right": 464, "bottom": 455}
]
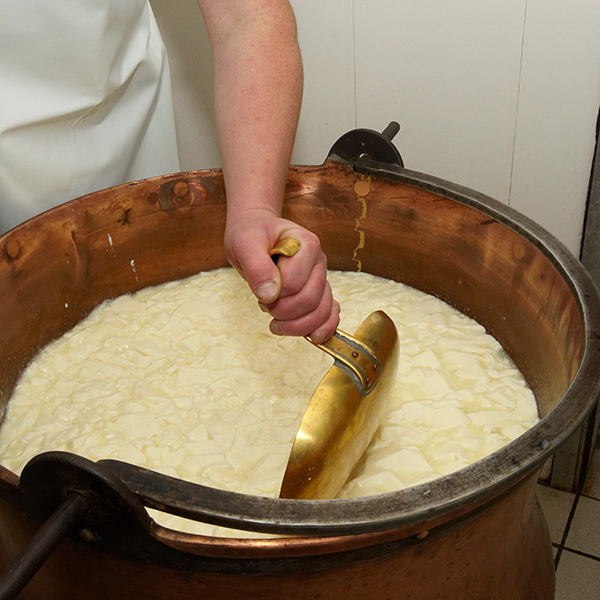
[{"left": 0, "top": 1, "right": 180, "bottom": 234}]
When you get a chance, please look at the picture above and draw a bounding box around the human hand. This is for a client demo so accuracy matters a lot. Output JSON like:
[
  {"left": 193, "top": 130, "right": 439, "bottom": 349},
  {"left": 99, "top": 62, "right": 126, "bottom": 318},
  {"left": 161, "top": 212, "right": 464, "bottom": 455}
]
[{"left": 224, "top": 208, "right": 340, "bottom": 344}]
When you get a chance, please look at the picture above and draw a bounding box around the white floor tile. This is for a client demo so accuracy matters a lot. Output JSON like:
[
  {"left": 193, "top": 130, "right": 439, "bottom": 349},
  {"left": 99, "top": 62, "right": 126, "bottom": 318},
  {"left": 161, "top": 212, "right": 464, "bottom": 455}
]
[
  {"left": 556, "top": 550, "right": 600, "bottom": 600},
  {"left": 565, "top": 496, "right": 600, "bottom": 557},
  {"left": 536, "top": 483, "right": 576, "bottom": 545}
]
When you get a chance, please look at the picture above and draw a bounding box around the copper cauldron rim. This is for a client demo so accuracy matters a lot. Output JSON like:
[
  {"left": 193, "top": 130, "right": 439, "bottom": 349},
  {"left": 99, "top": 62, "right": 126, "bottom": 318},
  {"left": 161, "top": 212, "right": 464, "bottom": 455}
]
[{"left": 0, "top": 150, "right": 598, "bottom": 540}]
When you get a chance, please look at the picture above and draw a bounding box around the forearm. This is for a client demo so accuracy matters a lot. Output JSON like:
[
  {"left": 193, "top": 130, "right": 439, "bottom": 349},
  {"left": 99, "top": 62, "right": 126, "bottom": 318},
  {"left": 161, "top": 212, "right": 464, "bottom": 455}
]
[
  {"left": 195, "top": 1, "right": 339, "bottom": 342},
  {"left": 197, "top": 0, "right": 303, "bottom": 222}
]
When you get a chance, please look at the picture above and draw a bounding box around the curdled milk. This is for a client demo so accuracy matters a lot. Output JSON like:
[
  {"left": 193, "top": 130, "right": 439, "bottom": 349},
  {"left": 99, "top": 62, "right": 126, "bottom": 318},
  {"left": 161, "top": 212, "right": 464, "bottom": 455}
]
[{"left": 0, "top": 269, "right": 539, "bottom": 537}]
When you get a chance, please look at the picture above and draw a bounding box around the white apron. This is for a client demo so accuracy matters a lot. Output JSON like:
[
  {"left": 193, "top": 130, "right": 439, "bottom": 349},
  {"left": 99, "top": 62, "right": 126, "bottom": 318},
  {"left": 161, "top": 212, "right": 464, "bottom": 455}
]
[{"left": 0, "top": 1, "right": 180, "bottom": 234}]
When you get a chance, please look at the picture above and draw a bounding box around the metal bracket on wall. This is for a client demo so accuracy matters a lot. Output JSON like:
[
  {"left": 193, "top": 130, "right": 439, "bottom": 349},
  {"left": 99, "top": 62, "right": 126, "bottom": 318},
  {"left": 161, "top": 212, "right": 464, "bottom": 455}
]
[{"left": 327, "top": 122, "right": 404, "bottom": 169}]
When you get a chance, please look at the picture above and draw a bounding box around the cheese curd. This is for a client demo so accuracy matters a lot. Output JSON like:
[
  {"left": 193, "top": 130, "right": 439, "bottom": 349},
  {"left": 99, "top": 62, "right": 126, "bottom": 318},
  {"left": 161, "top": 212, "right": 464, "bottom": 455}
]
[{"left": 0, "top": 268, "right": 538, "bottom": 537}]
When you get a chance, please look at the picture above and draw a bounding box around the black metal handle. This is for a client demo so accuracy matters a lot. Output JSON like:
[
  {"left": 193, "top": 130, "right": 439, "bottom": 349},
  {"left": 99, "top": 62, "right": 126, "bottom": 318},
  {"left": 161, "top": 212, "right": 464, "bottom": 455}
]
[
  {"left": 0, "top": 452, "right": 156, "bottom": 598},
  {"left": 381, "top": 121, "right": 400, "bottom": 141},
  {"left": 0, "top": 492, "right": 89, "bottom": 600}
]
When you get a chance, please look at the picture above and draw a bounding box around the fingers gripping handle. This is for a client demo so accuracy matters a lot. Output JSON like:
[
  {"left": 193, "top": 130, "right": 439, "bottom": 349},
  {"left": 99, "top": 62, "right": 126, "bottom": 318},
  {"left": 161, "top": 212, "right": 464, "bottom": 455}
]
[{"left": 269, "top": 239, "right": 379, "bottom": 395}]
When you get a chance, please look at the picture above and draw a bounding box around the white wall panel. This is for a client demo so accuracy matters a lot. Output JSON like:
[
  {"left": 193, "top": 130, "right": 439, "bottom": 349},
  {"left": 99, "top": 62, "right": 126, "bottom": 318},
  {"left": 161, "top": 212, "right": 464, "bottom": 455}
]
[
  {"left": 509, "top": 0, "right": 600, "bottom": 254},
  {"left": 290, "top": 0, "right": 356, "bottom": 165},
  {"left": 353, "top": 0, "right": 526, "bottom": 205},
  {"left": 150, "top": 0, "right": 219, "bottom": 171}
]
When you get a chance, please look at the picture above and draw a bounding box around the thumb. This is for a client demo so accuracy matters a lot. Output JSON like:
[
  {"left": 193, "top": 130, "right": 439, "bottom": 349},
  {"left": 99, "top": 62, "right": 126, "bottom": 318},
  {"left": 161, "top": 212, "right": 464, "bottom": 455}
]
[
  {"left": 253, "top": 271, "right": 281, "bottom": 304},
  {"left": 233, "top": 239, "right": 282, "bottom": 304}
]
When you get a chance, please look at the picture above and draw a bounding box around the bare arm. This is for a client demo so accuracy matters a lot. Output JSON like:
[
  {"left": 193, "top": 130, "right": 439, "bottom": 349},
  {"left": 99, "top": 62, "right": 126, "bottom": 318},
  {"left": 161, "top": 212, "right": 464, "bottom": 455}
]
[{"left": 196, "top": 0, "right": 339, "bottom": 343}]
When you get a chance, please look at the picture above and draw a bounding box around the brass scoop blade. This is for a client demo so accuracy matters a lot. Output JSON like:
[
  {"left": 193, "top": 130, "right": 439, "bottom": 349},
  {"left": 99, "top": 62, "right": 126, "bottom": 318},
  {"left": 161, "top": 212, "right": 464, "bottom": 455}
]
[{"left": 279, "top": 310, "right": 399, "bottom": 500}]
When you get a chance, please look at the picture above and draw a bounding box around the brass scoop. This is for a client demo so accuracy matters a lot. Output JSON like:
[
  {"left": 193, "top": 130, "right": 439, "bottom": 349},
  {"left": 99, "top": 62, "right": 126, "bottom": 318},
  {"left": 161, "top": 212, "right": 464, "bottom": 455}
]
[{"left": 269, "top": 239, "right": 399, "bottom": 500}]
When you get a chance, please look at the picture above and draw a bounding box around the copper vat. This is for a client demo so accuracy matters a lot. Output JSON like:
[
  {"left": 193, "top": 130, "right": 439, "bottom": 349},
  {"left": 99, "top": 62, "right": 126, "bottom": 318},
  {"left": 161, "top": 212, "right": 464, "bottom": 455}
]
[{"left": 0, "top": 128, "right": 598, "bottom": 599}]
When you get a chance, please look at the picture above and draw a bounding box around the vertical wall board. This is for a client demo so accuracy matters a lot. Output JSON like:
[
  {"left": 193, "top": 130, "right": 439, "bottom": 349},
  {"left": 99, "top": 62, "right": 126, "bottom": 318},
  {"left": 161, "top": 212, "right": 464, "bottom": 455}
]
[
  {"left": 290, "top": 0, "right": 356, "bottom": 165},
  {"left": 353, "top": 0, "right": 526, "bottom": 205},
  {"left": 509, "top": 0, "right": 600, "bottom": 255},
  {"left": 149, "top": 0, "right": 220, "bottom": 171}
]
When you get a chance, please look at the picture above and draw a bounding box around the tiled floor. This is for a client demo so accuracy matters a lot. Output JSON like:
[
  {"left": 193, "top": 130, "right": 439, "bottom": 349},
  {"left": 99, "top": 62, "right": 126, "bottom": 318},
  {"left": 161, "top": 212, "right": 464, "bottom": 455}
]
[{"left": 537, "top": 451, "right": 600, "bottom": 599}]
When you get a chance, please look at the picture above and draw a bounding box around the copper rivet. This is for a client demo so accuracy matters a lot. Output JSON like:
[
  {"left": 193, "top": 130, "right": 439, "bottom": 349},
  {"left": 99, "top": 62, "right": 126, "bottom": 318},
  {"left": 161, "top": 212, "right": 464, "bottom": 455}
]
[
  {"left": 352, "top": 351, "right": 359, "bottom": 358},
  {"left": 514, "top": 243, "right": 525, "bottom": 260},
  {"left": 373, "top": 364, "right": 378, "bottom": 371},
  {"left": 80, "top": 528, "right": 95, "bottom": 542},
  {"left": 417, "top": 531, "right": 429, "bottom": 540},
  {"left": 6, "top": 240, "right": 20, "bottom": 258},
  {"left": 173, "top": 182, "right": 189, "bottom": 197},
  {"left": 354, "top": 180, "right": 370, "bottom": 196}
]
